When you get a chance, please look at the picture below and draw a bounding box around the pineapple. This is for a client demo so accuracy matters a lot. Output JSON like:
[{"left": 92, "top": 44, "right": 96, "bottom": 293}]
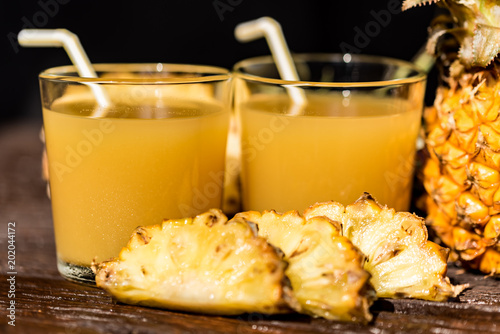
[
  {"left": 93, "top": 209, "right": 295, "bottom": 315},
  {"left": 233, "top": 210, "right": 375, "bottom": 322},
  {"left": 304, "top": 193, "right": 466, "bottom": 301},
  {"left": 403, "top": 0, "right": 500, "bottom": 274}
]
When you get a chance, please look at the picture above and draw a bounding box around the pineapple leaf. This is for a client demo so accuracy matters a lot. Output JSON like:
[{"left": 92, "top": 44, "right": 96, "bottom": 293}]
[
  {"left": 472, "top": 24, "right": 500, "bottom": 66},
  {"left": 426, "top": 29, "right": 449, "bottom": 55},
  {"left": 405, "top": 0, "right": 500, "bottom": 67},
  {"left": 402, "top": 0, "right": 441, "bottom": 11}
]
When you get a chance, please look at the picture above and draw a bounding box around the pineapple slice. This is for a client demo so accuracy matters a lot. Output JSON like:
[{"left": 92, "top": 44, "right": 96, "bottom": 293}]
[
  {"left": 93, "top": 209, "right": 294, "bottom": 315},
  {"left": 304, "top": 193, "right": 467, "bottom": 301},
  {"left": 233, "top": 210, "right": 375, "bottom": 322}
]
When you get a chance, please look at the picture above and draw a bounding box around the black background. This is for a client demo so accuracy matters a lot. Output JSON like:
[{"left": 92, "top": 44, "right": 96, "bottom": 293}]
[{"left": 1, "top": 0, "right": 436, "bottom": 123}]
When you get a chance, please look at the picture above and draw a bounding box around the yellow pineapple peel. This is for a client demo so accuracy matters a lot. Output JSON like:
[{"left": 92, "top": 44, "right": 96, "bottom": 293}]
[
  {"left": 93, "top": 209, "right": 295, "bottom": 315},
  {"left": 304, "top": 193, "right": 468, "bottom": 301},
  {"left": 233, "top": 210, "right": 375, "bottom": 323}
]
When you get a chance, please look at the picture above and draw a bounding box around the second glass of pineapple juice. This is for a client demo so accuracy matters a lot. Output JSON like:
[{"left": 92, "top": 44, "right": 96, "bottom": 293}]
[
  {"left": 39, "top": 64, "right": 231, "bottom": 284},
  {"left": 233, "top": 54, "right": 426, "bottom": 213}
]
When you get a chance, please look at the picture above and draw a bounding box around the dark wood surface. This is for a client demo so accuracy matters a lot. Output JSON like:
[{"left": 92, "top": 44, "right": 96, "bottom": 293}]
[{"left": 1, "top": 121, "right": 500, "bottom": 334}]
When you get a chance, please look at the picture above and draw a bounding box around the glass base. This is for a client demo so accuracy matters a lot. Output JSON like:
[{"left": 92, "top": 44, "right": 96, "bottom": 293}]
[{"left": 57, "top": 259, "right": 96, "bottom": 285}]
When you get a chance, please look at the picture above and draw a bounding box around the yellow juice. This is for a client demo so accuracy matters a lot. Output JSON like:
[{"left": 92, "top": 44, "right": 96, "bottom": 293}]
[
  {"left": 43, "top": 97, "right": 229, "bottom": 266},
  {"left": 239, "top": 94, "right": 421, "bottom": 212}
]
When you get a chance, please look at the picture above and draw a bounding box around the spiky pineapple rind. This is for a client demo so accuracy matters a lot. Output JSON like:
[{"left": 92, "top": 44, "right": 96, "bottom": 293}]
[{"left": 421, "top": 64, "right": 500, "bottom": 275}]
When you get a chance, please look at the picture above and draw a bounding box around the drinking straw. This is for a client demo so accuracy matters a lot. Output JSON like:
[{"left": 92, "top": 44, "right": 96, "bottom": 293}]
[
  {"left": 235, "top": 17, "right": 307, "bottom": 114},
  {"left": 17, "top": 29, "right": 110, "bottom": 116}
]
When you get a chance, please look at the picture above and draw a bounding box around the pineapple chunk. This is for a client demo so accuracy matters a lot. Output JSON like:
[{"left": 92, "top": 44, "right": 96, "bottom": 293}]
[
  {"left": 304, "top": 193, "right": 467, "bottom": 301},
  {"left": 233, "top": 210, "right": 375, "bottom": 322},
  {"left": 93, "top": 209, "right": 294, "bottom": 315}
]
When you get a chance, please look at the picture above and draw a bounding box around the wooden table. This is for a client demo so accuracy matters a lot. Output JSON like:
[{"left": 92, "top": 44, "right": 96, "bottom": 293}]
[{"left": 1, "top": 121, "right": 500, "bottom": 333}]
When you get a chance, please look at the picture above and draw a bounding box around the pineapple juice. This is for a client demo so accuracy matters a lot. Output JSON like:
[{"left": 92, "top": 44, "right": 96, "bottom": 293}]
[
  {"left": 239, "top": 94, "right": 421, "bottom": 212},
  {"left": 43, "top": 97, "right": 229, "bottom": 267}
]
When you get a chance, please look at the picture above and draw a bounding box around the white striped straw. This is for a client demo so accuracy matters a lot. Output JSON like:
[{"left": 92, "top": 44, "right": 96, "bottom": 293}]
[
  {"left": 18, "top": 29, "right": 111, "bottom": 117},
  {"left": 235, "top": 17, "right": 307, "bottom": 115}
]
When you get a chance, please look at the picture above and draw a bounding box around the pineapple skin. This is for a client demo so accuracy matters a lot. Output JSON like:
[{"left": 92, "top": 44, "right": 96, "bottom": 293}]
[{"left": 423, "top": 70, "right": 500, "bottom": 274}]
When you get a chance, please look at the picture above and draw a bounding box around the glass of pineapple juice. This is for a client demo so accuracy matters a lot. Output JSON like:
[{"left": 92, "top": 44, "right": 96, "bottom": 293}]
[
  {"left": 39, "top": 64, "right": 231, "bottom": 284},
  {"left": 233, "top": 53, "right": 426, "bottom": 213}
]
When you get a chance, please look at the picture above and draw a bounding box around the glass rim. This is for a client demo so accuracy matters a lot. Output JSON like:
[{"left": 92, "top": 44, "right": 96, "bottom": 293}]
[
  {"left": 39, "top": 63, "right": 231, "bottom": 84},
  {"left": 233, "top": 53, "right": 427, "bottom": 88}
]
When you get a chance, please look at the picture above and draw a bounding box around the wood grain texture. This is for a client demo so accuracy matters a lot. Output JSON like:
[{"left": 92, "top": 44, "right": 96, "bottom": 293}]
[{"left": 1, "top": 122, "right": 500, "bottom": 333}]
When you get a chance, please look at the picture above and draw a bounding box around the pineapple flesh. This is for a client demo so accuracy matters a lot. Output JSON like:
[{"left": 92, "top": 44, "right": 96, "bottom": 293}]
[
  {"left": 93, "top": 209, "right": 294, "bottom": 315},
  {"left": 233, "top": 210, "right": 375, "bottom": 322},
  {"left": 94, "top": 194, "right": 466, "bottom": 318},
  {"left": 403, "top": 0, "right": 500, "bottom": 274},
  {"left": 304, "top": 193, "right": 466, "bottom": 301}
]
